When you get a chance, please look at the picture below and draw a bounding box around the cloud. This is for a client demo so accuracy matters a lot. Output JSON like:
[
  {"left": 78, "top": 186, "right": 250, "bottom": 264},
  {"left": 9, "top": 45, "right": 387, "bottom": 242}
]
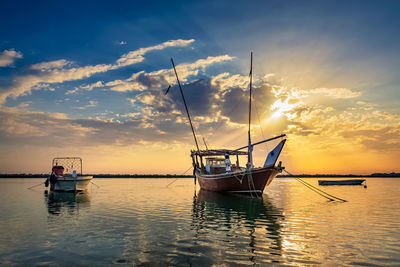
[
  {"left": 294, "top": 87, "right": 362, "bottom": 99},
  {"left": 280, "top": 92, "right": 400, "bottom": 153},
  {"left": 1, "top": 57, "right": 400, "bottom": 174},
  {"left": 0, "top": 39, "right": 195, "bottom": 104},
  {"left": 127, "top": 98, "right": 136, "bottom": 105},
  {"left": 0, "top": 105, "right": 196, "bottom": 149},
  {"left": 106, "top": 72, "right": 147, "bottom": 92},
  {"left": 272, "top": 86, "right": 361, "bottom": 100},
  {"left": 108, "top": 55, "right": 235, "bottom": 92},
  {"left": 66, "top": 81, "right": 105, "bottom": 95},
  {"left": 0, "top": 107, "right": 94, "bottom": 143},
  {"left": 2, "top": 45, "right": 399, "bottom": 174},
  {"left": 116, "top": 39, "right": 194, "bottom": 67},
  {"left": 30, "top": 59, "right": 72, "bottom": 70},
  {"left": 0, "top": 49, "right": 23, "bottom": 67},
  {"left": 76, "top": 100, "right": 98, "bottom": 110}
]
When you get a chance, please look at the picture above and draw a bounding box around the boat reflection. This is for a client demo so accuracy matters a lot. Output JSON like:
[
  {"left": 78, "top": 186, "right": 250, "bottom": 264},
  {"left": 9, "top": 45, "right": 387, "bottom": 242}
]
[
  {"left": 192, "top": 190, "right": 285, "bottom": 263},
  {"left": 44, "top": 190, "right": 90, "bottom": 215}
]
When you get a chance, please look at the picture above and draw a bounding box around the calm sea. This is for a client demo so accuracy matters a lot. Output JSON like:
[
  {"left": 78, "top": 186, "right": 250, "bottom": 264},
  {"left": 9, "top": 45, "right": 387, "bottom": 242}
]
[{"left": 0, "top": 178, "right": 399, "bottom": 266}]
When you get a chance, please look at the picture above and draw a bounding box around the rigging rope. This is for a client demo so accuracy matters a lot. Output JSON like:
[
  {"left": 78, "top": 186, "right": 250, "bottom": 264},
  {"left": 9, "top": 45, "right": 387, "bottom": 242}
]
[
  {"left": 283, "top": 169, "right": 347, "bottom": 202},
  {"left": 195, "top": 122, "right": 212, "bottom": 150},
  {"left": 253, "top": 93, "right": 268, "bottom": 152}
]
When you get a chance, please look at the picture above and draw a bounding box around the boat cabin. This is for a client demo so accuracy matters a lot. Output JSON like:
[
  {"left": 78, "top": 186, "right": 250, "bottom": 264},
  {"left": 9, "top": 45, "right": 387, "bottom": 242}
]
[
  {"left": 52, "top": 157, "right": 83, "bottom": 177},
  {"left": 206, "top": 157, "right": 225, "bottom": 167},
  {"left": 205, "top": 157, "right": 225, "bottom": 174},
  {"left": 191, "top": 149, "right": 248, "bottom": 174}
]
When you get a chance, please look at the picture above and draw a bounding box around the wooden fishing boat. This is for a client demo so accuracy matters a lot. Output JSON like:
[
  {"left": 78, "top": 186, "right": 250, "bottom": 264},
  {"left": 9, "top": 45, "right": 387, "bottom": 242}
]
[
  {"left": 168, "top": 53, "right": 286, "bottom": 194},
  {"left": 318, "top": 179, "right": 366, "bottom": 186},
  {"left": 191, "top": 137, "right": 286, "bottom": 194},
  {"left": 45, "top": 157, "right": 93, "bottom": 192}
]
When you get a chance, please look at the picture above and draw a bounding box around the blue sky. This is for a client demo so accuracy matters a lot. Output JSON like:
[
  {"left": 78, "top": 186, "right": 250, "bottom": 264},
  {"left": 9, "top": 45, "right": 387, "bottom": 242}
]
[{"left": 0, "top": 0, "right": 399, "bottom": 173}]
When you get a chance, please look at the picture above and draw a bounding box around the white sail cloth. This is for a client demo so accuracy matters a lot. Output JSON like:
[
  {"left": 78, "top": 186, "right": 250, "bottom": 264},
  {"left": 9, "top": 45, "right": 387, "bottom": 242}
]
[{"left": 264, "top": 139, "right": 286, "bottom": 167}]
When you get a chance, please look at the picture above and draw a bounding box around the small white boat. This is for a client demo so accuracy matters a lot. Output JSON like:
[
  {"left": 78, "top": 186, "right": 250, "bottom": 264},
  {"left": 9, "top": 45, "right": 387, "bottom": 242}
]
[{"left": 45, "top": 157, "right": 93, "bottom": 192}]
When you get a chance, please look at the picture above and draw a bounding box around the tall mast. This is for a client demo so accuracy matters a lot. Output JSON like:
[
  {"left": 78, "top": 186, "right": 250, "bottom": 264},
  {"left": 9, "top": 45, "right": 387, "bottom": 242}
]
[
  {"left": 248, "top": 52, "right": 253, "bottom": 166},
  {"left": 170, "top": 58, "right": 201, "bottom": 154}
]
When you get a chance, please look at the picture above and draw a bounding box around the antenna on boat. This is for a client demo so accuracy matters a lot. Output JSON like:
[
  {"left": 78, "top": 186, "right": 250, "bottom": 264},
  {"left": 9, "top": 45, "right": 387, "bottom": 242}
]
[
  {"left": 248, "top": 52, "right": 253, "bottom": 167},
  {"left": 169, "top": 58, "right": 201, "bottom": 154}
]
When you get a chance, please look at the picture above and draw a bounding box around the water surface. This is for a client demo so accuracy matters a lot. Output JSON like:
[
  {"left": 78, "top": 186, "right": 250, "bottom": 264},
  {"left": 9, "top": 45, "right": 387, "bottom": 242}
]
[{"left": 0, "top": 178, "right": 399, "bottom": 266}]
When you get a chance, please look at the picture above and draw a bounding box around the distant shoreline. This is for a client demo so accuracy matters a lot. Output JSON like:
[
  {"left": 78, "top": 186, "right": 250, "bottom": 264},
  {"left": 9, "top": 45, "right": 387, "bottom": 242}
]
[{"left": 0, "top": 173, "right": 399, "bottom": 178}]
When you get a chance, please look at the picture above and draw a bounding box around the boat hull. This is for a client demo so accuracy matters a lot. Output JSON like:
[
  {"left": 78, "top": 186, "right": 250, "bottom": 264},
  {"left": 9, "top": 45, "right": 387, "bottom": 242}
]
[
  {"left": 196, "top": 166, "right": 280, "bottom": 194},
  {"left": 50, "top": 176, "right": 93, "bottom": 192},
  {"left": 318, "top": 179, "right": 365, "bottom": 186}
]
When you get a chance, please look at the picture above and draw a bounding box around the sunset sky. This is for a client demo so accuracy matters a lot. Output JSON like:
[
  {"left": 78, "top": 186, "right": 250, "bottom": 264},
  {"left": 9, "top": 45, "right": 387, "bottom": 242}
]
[{"left": 1, "top": 0, "right": 399, "bottom": 174}]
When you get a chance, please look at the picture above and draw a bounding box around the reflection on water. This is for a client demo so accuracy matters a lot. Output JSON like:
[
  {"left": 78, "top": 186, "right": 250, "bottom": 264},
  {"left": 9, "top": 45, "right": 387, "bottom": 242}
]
[
  {"left": 0, "top": 178, "right": 399, "bottom": 266},
  {"left": 193, "top": 190, "right": 284, "bottom": 264},
  {"left": 44, "top": 190, "right": 90, "bottom": 215}
]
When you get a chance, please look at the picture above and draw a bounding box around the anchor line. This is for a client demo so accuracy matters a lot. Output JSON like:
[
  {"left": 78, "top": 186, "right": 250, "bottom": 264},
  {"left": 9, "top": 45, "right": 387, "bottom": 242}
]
[
  {"left": 27, "top": 182, "right": 44, "bottom": 190},
  {"left": 166, "top": 165, "right": 193, "bottom": 188},
  {"left": 90, "top": 181, "right": 100, "bottom": 188},
  {"left": 283, "top": 169, "right": 347, "bottom": 202},
  {"left": 296, "top": 178, "right": 335, "bottom": 201}
]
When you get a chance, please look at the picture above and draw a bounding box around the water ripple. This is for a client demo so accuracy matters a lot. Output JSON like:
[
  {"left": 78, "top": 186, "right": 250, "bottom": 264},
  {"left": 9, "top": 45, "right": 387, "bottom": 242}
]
[{"left": 0, "top": 178, "right": 399, "bottom": 265}]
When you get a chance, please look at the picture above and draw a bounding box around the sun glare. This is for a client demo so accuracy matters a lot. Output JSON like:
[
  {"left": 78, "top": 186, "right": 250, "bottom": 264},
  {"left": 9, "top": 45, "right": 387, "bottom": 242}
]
[{"left": 270, "top": 98, "right": 300, "bottom": 119}]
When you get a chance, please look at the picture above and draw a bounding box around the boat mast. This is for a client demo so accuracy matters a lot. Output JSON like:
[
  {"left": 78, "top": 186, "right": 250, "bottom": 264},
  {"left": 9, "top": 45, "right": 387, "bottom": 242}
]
[
  {"left": 170, "top": 58, "right": 201, "bottom": 155},
  {"left": 248, "top": 52, "right": 253, "bottom": 167}
]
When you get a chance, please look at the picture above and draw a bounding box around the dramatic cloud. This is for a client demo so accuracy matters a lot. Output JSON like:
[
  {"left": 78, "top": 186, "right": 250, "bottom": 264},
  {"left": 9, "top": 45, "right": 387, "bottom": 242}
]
[
  {"left": 0, "top": 49, "right": 23, "bottom": 67},
  {"left": 0, "top": 39, "right": 195, "bottom": 104},
  {"left": 1, "top": 44, "right": 399, "bottom": 174}
]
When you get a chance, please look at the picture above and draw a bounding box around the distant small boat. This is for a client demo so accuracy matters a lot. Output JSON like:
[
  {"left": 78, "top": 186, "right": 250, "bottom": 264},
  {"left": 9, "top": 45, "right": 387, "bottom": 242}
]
[
  {"left": 318, "top": 179, "right": 365, "bottom": 186},
  {"left": 45, "top": 157, "right": 93, "bottom": 192}
]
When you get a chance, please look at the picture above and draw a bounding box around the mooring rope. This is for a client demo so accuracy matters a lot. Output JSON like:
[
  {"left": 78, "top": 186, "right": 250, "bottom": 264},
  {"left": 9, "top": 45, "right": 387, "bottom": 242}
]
[
  {"left": 166, "top": 165, "right": 193, "bottom": 188},
  {"left": 283, "top": 169, "right": 347, "bottom": 202},
  {"left": 90, "top": 181, "right": 100, "bottom": 188},
  {"left": 27, "top": 182, "right": 44, "bottom": 190},
  {"left": 296, "top": 178, "right": 335, "bottom": 201}
]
